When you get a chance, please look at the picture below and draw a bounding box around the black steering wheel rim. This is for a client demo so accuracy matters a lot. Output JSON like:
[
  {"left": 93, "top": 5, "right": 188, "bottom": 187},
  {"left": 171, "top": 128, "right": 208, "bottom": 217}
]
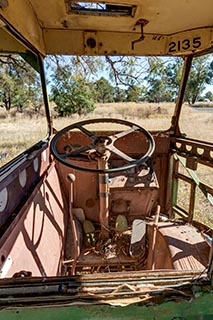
[{"left": 50, "top": 118, "right": 155, "bottom": 173}]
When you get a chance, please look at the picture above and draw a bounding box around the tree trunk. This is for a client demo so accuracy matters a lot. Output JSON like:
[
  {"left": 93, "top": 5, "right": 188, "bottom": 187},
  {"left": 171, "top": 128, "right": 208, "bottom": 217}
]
[{"left": 4, "top": 92, "right": 11, "bottom": 110}]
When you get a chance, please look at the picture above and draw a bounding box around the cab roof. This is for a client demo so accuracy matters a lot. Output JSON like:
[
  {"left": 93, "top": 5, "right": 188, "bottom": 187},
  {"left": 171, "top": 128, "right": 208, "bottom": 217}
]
[{"left": 0, "top": 0, "right": 213, "bottom": 56}]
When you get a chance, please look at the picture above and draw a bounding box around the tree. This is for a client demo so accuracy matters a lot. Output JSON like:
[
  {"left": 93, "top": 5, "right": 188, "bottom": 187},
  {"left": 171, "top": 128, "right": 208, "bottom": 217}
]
[
  {"left": 51, "top": 64, "right": 95, "bottom": 116},
  {"left": 93, "top": 77, "right": 114, "bottom": 103},
  {"left": 105, "top": 56, "right": 149, "bottom": 87},
  {"left": 114, "top": 86, "right": 126, "bottom": 102},
  {"left": 163, "top": 58, "right": 183, "bottom": 100},
  {"left": 0, "top": 66, "right": 13, "bottom": 110},
  {"left": 0, "top": 55, "right": 42, "bottom": 111},
  {"left": 46, "top": 55, "right": 104, "bottom": 81},
  {"left": 126, "top": 85, "right": 141, "bottom": 102},
  {"left": 145, "top": 57, "right": 175, "bottom": 102},
  {"left": 145, "top": 55, "right": 213, "bottom": 104},
  {"left": 204, "top": 91, "right": 213, "bottom": 101},
  {"left": 185, "top": 56, "right": 213, "bottom": 104},
  {"left": 146, "top": 79, "right": 173, "bottom": 102},
  {"left": 47, "top": 54, "right": 213, "bottom": 108}
]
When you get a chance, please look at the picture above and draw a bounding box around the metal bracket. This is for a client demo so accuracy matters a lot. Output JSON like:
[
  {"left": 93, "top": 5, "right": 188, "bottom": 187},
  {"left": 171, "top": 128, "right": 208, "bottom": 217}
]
[
  {"left": 84, "top": 32, "right": 98, "bottom": 55},
  {"left": 132, "top": 19, "right": 149, "bottom": 50}
]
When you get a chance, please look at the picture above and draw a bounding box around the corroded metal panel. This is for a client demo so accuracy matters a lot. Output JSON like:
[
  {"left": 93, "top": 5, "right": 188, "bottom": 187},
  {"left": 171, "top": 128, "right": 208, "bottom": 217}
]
[
  {"left": 0, "top": 164, "right": 67, "bottom": 277},
  {"left": 158, "top": 222, "right": 210, "bottom": 270},
  {"left": 0, "top": 144, "right": 50, "bottom": 228}
]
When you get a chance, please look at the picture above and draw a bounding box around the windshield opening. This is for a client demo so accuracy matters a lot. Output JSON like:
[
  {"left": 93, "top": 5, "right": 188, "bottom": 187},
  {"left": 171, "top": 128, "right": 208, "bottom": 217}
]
[{"left": 44, "top": 55, "right": 182, "bottom": 132}]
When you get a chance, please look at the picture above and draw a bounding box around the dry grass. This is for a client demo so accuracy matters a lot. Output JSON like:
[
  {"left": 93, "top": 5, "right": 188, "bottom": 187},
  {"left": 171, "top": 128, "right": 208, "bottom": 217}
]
[
  {"left": 54, "top": 102, "right": 174, "bottom": 131},
  {"left": 180, "top": 106, "right": 213, "bottom": 141},
  {"left": 0, "top": 102, "right": 212, "bottom": 226},
  {"left": 0, "top": 111, "right": 47, "bottom": 165},
  {"left": 53, "top": 102, "right": 213, "bottom": 142},
  {"left": 177, "top": 163, "right": 213, "bottom": 228}
]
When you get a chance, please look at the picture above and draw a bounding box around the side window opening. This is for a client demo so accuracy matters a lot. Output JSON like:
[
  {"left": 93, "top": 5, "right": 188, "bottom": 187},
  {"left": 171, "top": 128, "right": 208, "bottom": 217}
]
[{"left": 0, "top": 53, "right": 47, "bottom": 167}]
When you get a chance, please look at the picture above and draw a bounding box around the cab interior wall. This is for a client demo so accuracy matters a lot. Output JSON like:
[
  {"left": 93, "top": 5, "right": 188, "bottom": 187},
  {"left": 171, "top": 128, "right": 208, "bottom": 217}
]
[{"left": 0, "top": 160, "right": 68, "bottom": 278}]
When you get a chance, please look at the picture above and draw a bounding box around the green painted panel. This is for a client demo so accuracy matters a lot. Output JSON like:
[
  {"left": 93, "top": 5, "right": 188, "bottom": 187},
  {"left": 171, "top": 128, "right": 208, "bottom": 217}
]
[{"left": 0, "top": 293, "right": 213, "bottom": 320}]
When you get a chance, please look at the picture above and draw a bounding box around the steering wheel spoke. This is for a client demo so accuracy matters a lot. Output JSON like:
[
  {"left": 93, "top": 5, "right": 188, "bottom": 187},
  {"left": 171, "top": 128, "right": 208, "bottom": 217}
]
[
  {"left": 110, "top": 125, "right": 139, "bottom": 141},
  {"left": 106, "top": 144, "right": 135, "bottom": 162},
  {"left": 76, "top": 124, "right": 96, "bottom": 139},
  {"left": 61, "top": 145, "right": 94, "bottom": 158}
]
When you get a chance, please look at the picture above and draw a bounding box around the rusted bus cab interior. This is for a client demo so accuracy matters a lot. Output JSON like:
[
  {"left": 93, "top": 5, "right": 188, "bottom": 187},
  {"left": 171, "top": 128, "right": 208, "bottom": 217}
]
[
  {"left": 0, "top": 117, "right": 211, "bottom": 278},
  {"left": 0, "top": 0, "right": 212, "bottom": 299}
]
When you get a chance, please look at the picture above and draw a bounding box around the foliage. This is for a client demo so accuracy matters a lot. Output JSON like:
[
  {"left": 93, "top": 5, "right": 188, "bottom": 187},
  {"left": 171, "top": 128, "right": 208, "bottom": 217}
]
[
  {"left": 126, "top": 85, "right": 142, "bottom": 102},
  {"left": 204, "top": 91, "right": 213, "bottom": 101},
  {"left": 144, "top": 55, "right": 213, "bottom": 104},
  {"left": 144, "top": 57, "right": 176, "bottom": 102},
  {"left": 93, "top": 77, "right": 114, "bottom": 103},
  {"left": 163, "top": 58, "right": 183, "bottom": 99},
  {"left": 46, "top": 55, "right": 104, "bottom": 81},
  {"left": 0, "top": 53, "right": 213, "bottom": 115},
  {"left": 0, "top": 55, "right": 42, "bottom": 111},
  {"left": 114, "top": 86, "right": 126, "bottom": 102},
  {"left": 0, "top": 65, "right": 13, "bottom": 110},
  {"left": 46, "top": 54, "right": 213, "bottom": 107},
  {"left": 185, "top": 56, "right": 213, "bottom": 104},
  {"left": 51, "top": 64, "right": 95, "bottom": 116},
  {"left": 105, "top": 56, "right": 149, "bottom": 87}
]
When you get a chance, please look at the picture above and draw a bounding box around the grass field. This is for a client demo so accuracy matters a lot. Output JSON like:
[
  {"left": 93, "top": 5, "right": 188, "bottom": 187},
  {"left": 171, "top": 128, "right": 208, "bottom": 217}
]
[
  {"left": 53, "top": 102, "right": 213, "bottom": 142},
  {"left": 0, "top": 102, "right": 212, "bottom": 226}
]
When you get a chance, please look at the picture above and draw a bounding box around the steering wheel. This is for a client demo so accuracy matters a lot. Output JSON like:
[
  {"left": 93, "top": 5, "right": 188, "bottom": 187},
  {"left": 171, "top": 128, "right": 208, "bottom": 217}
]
[{"left": 50, "top": 118, "right": 155, "bottom": 173}]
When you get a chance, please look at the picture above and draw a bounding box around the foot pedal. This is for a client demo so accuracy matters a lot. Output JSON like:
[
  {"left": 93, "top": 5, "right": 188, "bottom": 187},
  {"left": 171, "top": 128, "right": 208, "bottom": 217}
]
[{"left": 130, "top": 219, "right": 146, "bottom": 259}]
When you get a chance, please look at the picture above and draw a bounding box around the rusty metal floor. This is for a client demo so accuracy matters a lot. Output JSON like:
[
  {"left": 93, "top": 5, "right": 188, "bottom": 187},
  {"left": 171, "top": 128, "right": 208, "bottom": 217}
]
[
  {"left": 158, "top": 222, "right": 210, "bottom": 270},
  {"left": 76, "top": 246, "right": 138, "bottom": 273}
]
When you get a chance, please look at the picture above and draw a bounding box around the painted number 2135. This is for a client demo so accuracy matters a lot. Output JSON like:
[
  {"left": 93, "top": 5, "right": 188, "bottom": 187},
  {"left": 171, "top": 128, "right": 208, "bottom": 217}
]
[{"left": 168, "top": 37, "right": 201, "bottom": 53}]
